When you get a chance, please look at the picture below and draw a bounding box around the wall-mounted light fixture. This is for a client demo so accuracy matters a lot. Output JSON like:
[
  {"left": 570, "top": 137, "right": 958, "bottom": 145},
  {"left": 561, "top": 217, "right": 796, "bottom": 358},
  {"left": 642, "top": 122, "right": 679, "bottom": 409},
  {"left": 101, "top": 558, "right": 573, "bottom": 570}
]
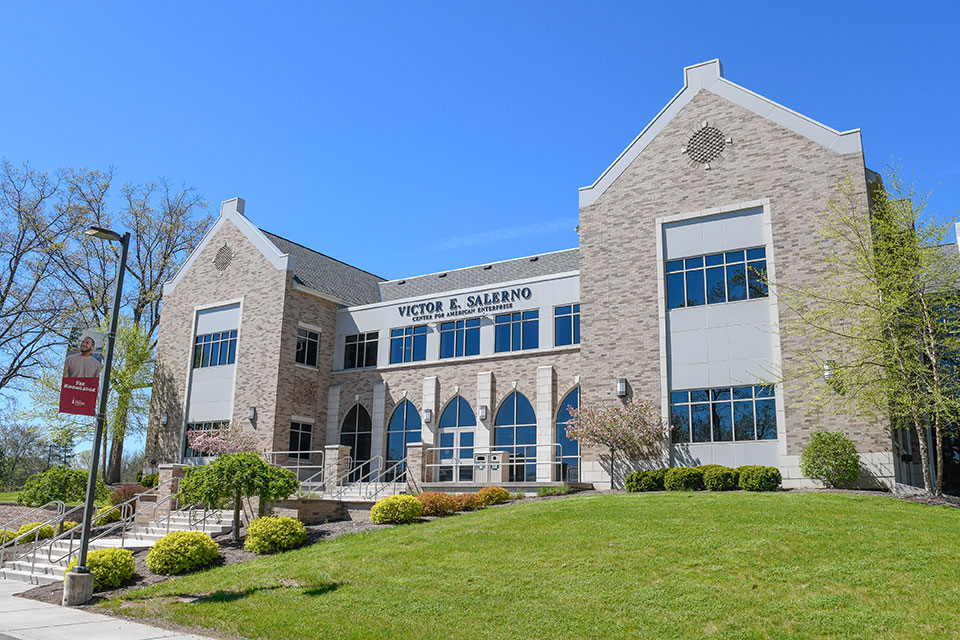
[
  {"left": 423, "top": 408, "right": 433, "bottom": 423},
  {"left": 248, "top": 406, "right": 257, "bottom": 421},
  {"left": 823, "top": 360, "right": 835, "bottom": 381},
  {"left": 478, "top": 405, "right": 488, "bottom": 420},
  {"left": 823, "top": 360, "right": 844, "bottom": 394},
  {"left": 616, "top": 378, "right": 628, "bottom": 397},
  {"left": 160, "top": 413, "right": 168, "bottom": 426}
]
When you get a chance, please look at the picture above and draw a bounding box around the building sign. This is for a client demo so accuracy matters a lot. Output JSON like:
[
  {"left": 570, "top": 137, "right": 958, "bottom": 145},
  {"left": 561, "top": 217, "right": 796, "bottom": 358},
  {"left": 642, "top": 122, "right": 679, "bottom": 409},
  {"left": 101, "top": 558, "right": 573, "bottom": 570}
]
[
  {"left": 59, "top": 328, "right": 105, "bottom": 417},
  {"left": 397, "top": 286, "right": 533, "bottom": 322}
]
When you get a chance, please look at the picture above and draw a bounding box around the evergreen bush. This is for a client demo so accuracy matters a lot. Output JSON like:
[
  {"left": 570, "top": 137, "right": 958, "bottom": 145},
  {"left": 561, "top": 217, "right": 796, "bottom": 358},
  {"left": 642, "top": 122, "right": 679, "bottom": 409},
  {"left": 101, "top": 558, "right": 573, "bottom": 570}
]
[
  {"left": 141, "top": 473, "right": 159, "bottom": 488},
  {"left": 65, "top": 548, "right": 135, "bottom": 591},
  {"left": 146, "top": 531, "right": 219, "bottom": 575},
  {"left": 703, "top": 466, "right": 739, "bottom": 491},
  {"left": 94, "top": 506, "right": 122, "bottom": 527},
  {"left": 16, "top": 522, "right": 55, "bottom": 540},
  {"left": 664, "top": 467, "right": 705, "bottom": 491},
  {"left": 476, "top": 486, "right": 510, "bottom": 506},
  {"left": 244, "top": 516, "right": 307, "bottom": 554},
  {"left": 625, "top": 469, "right": 667, "bottom": 492},
  {"left": 799, "top": 430, "right": 861, "bottom": 488},
  {"left": 370, "top": 495, "right": 423, "bottom": 524},
  {"left": 737, "top": 466, "right": 782, "bottom": 491}
]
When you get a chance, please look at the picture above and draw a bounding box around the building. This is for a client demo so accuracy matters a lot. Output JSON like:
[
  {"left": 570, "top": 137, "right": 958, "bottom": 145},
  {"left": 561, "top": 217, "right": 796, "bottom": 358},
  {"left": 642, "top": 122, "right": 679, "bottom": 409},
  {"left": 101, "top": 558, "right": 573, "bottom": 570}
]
[{"left": 146, "top": 59, "right": 912, "bottom": 491}]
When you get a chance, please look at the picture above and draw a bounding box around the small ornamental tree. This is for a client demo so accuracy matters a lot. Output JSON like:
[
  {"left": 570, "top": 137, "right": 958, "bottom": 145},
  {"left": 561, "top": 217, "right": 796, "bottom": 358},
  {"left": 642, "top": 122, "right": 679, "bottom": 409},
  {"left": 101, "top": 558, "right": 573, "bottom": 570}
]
[
  {"left": 565, "top": 399, "right": 664, "bottom": 489},
  {"left": 186, "top": 424, "right": 260, "bottom": 456},
  {"left": 177, "top": 452, "right": 298, "bottom": 542}
]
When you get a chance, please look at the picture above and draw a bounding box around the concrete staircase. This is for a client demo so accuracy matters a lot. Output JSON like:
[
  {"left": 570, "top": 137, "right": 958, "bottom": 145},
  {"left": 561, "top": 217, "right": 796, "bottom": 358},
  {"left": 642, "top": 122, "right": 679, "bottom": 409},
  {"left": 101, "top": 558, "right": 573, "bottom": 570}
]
[{"left": 1, "top": 511, "right": 232, "bottom": 586}]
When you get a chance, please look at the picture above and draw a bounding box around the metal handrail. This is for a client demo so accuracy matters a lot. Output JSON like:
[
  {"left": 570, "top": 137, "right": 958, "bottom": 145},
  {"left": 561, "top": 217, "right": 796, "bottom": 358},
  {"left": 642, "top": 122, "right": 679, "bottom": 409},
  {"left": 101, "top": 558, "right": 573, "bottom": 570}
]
[
  {"left": 0, "top": 501, "right": 73, "bottom": 571},
  {"left": 332, "top": 456, "right": 383, "bottom": 500},
  {"left": 424, "top": 443, "right": 572, "bottom": 482},
  {"left": 366, "top": 458, "right": 408, "bottom": 501},
  {"left": 0, "top": 499, "right": 65, "bottom": 543},
  {"left": 267, "top": 450, "right": 325, "bottom": 481},
  {"left": 298, "top": 455, "right": 351, "bottom": 497}
]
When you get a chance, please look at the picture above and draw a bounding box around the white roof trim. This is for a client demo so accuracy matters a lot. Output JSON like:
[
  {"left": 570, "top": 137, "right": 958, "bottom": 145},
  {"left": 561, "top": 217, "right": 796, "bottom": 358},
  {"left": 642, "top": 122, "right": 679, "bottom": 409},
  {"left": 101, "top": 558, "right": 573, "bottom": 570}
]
[
  {"left": 578, "top": 59, "right": 863, "bottom": 208},
  {"left": 163, "top": 198, "right": 294, "bottom": 296}
]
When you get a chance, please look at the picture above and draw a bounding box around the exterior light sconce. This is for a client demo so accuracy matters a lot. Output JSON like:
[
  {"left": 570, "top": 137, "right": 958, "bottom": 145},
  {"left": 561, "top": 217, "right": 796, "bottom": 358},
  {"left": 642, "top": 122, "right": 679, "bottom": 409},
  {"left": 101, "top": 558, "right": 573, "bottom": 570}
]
[
  {"left": 824, "top": 360, "right": 844, "bottom": 395},
  {"left": 160, "top": 413, "right": 168, "bottom": 426},
  {"left": 423, "top": 409, "right": 433, "bottom": 423},
  {"left": 479, "top": 405, "right": 488, "bottom": 420},
  {"left": 248, "top": 406, "right": 257, "bottom": 421},
  {"left": 616, "top": 378, "right": 628, "bottom": 397}
]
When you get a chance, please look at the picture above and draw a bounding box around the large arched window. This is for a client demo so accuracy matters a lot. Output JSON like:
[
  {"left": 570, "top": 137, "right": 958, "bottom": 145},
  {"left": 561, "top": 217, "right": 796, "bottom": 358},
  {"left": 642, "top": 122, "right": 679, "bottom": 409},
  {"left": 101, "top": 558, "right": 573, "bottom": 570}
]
[
  {"left": 387, "top": 400, "right": 421, "bottom": 468},
  {"left": 437, "top": 396, "right": 476, "bottom": 482},
  {"left": 340, "top": 404, "right": 372, "bottom": 481},
  {"left": 494, "top": 391, "right": 537, "bottom": 482},
  {"left": 556, "top": 388, "right": 580, "bottom": 482}
]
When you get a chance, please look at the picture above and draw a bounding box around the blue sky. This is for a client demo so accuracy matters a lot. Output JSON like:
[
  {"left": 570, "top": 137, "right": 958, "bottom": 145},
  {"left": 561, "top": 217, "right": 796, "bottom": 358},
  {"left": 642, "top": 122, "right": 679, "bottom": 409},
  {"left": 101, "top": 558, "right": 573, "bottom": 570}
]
[{"left": 3, "top": 2, "right": 959, "bottom": 453}]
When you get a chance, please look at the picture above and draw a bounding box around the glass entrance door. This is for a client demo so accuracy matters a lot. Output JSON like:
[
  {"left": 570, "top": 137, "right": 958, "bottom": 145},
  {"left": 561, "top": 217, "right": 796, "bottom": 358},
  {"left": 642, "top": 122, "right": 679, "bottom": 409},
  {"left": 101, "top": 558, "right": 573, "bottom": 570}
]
[{"left": 438, "top": 429, "right": 474, "bottom": 482}]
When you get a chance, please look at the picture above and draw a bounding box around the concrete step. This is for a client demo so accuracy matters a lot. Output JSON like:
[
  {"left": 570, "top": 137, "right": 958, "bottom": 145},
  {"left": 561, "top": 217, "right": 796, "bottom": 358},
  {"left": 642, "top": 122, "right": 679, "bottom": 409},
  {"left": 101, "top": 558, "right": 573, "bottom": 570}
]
[
  {"left": 0, "top": 567, "right": 60, "bottom": 585},
  {"left": 4, "top": 559, "right": 68, "bottom": 577}
]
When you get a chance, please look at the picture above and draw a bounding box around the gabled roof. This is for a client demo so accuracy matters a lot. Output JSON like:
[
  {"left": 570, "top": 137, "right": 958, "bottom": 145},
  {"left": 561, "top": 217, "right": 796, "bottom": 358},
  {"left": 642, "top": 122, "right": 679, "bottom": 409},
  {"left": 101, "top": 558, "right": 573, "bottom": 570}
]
[
  {"left": 379, "top": 248, "right": 579, "bottom": 302},
  {"left": 578, "top": 59, "right": 864, "bottom": 208},
  {"left": 260, "top": 230, "right": 383, "bottom": 306}
]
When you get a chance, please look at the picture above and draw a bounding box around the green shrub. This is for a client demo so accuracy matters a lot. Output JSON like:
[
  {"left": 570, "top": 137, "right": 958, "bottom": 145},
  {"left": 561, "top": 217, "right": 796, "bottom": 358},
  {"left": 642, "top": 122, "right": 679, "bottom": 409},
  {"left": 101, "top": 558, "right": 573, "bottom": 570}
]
[
  {"left": 370, "top": 495, "right": 423, "bottom": 524},
  {"left": 453, "top": 492, "right": 481, "bottom": 511},
  {"left": 417, "top": 492, "right": 458, "bottom": 516},
  {"left": 94, "top": 506, "right": 122, "bottom": 527},
  {"left": 1, "top": 529, "right": 17, "bottom": 544},
  {"left": 737, "top": 465, "right": 782, "bottom": 492},
  {"left": 60, "top": 520, "right": 79, "bottom": 533},
  {"left": 509, "top": 491, "right": 526, "bottom": 500},
  {"left": 536, "top": 484, "right": 570, "bottom": 497},
  {"left": 141, "top": 473, "right": 159, "bottom": 488},
  {"left": 109, "top": 483, "right": 148, "bottom": 506},
  {"left": 136, "top": 470, "right": 143, "bottom": 484},
  {"left": 625, "top": 469, "right": 667, "bottom": 492},
  {"left": 17, "top": 465, "right": 109, "bottom": 506},
  {"left": 244, "top": 516, "right": 307, "bottom": 554},
  {"left": 800, "top": 430, "right": 861, "bottom": 488},
  {"left": 664, "top": 467, "right": 705, "bottom": 491},
  {"left": 16, "top": 522, "right": 55, "bottom": 540},
  {"left": 476, "top": 486, "right": 510, "bottom": 506},
  {"left": 703, "top": 466, "right": 739, "bottom": 491},
  {"left": 146, "top": 531, "right": 219, "bottom": 575},
  {"left": 65, "top": 547, "right": 136, "bottom": 591}
]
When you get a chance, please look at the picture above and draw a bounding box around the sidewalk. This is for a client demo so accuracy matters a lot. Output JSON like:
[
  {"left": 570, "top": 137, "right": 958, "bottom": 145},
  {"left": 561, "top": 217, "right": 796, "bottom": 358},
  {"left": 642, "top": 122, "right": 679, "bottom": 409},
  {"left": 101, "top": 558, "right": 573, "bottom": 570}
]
[{"left": 0, "top": 580, "right": 216, "bottom": 640}]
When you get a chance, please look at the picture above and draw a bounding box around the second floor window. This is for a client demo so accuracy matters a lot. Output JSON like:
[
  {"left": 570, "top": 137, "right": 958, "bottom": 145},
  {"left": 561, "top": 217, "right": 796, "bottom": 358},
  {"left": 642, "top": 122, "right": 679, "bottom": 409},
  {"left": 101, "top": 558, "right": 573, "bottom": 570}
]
[
  {"left": 295, "top": 328, "right": 319, "bottom": 367},
  {"left": 495, "top": 311, "right": 538, "bottom": 353},
  {"left": 554, "top": 304, "right": 580, "bottom": 346},
  {"left": 666, "top": 247, "right": 767, "bottom": 310},
  {"left": 344, "top": 332, "right": 378, "bottom": 369},
  {"left": 289, "top": 421, "right": 313, "bottom": 459},
  {"left": 390, "top": 325, "right": 427, "bottom": 363},
  {"left": 193, "top": 330, "right": 237, "bottom": 369},
  {"left": 439, "top": 319, "right": 481, "bottom": 359}
]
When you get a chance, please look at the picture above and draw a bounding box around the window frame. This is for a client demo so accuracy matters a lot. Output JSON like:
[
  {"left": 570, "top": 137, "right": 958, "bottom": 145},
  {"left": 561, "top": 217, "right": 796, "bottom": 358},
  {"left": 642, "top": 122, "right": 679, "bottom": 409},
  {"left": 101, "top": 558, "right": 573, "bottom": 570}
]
[
  {"left": 666, "top": 246, "right": 768, "bottom": 310},
  {"left": 289, "top": 421, "right": 313, "bottom": 459},
  {"left": 389, "top": 325, "right": 428, "bottom": 364},
  {"left": 439, "top": 318, "right": 482, "bottom": 359},
  {"left": 344, "top": 331, "right": 379, "bottom": 369},
  {"left": 669, "top": 385, "right": 777, "bottom": 444},
  {"left": 183, "top": 420, "right": 230, "bottom": 457},
  {"left": 295, "top": 327, "right": 320, "bottom": 368},
  {"left": 554, "top": 304, "right": 581, "bottom": 347},
  {"left": 494, "top": 310, "right": 539, "bottom": 353},
  {"left": 192, "top": 330, "right": 238, "bottom": 369}
]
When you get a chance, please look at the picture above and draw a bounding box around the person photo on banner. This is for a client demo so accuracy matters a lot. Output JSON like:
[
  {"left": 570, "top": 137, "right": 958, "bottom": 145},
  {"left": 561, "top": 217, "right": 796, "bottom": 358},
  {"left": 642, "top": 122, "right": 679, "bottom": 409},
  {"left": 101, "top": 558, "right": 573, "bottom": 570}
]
[{"left": 63, "top": 334, "right": 103, "bottom": 379}]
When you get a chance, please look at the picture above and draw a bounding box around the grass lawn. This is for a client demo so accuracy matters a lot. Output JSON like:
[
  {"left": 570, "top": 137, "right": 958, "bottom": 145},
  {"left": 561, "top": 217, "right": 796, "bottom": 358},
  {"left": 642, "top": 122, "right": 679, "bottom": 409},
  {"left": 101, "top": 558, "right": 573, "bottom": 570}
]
[
  {"left": 100, "top": 492, "right": 960, "bottom": 639},
  {"left": 0, "top": 491, "right": 18, "bottom": 502}
]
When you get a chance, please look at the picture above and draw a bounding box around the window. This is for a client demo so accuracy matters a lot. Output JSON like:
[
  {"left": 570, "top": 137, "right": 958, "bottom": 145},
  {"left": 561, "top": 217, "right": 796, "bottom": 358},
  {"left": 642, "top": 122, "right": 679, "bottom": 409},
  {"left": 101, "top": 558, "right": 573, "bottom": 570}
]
[
  {"left": 494, "top": 391, "right": 538, "bottom": 481},
  {"left": 670, "top": 385, "right": 777, "bottom": 444},
  {"left": 387, "top": 400, "right": 422, "bottom": 463},
  {"left": 183, "top": 421, "right": 229, "bottom": 457},
  {"left": 289, "top": 421, "right": 313, "bottom": 459},
  {"left": 439, "top": 319, "right": 481, "bottom": 359},
  {"left": 193, "top": 331, "right": 237, "bottom": 368},
  {"left": 438, "top": 397, "right": 477, "bottom": 482},
  {"left": 295, "top": 328, "right": 319, "bottom": 367},
  {"left": 556, "top": 388, "right": 580, "bottom": 482},
  {"left": 554, "top": 304, "right": 580, "bottom": 346},
  {"left": 390, "top": 326, "right": 427, "bottom": 364},
  {"left": 340, "top": 405, "right": 372, "bottom": 481},
  {"left": 494, "top": 311, "right": 539, "bottom": 353},
  {"left": 666, "top": 247, "right": 768, "bottom": 310},
  {"left": 344, "top": 332, "right": 378, "bottom": 369}
]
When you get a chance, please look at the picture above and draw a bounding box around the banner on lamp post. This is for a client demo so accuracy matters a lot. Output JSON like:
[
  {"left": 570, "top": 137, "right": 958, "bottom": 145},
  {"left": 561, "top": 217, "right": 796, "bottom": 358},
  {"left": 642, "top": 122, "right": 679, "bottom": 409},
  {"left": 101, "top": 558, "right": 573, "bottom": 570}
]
[{"left": 59, "top": 328, "right": 106, "bottom": 417}]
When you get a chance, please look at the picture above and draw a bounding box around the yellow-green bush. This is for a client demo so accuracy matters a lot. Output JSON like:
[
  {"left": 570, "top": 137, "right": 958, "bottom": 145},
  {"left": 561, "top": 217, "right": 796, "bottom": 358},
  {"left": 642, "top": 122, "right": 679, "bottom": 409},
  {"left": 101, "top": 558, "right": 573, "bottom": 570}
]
[
  {"left": 60, "top": 520, "right": 79, "bottom": 533},
  {"left": 244, "top": 516, "right": 307, "bottom": 554},
  {"left": 64, "top": 548, "right": 135, "bottom": 591},
  {"left": 94, "top": 506, "right": 122, "bottom": 527},
  {"left": 146, "top": 531, "right": 219, "bottom": 575},
  {"left": 16, "top": 522, "right": 54, "bottom": 540},
  {"left": 0, "top": 529, "right": 16, "bottom": 544},
  {"left": 476, "top": 486, "right": 510, "bottom": 506},
  {"left": 370, "top": 494, "right": 423, "bottom": 524}
]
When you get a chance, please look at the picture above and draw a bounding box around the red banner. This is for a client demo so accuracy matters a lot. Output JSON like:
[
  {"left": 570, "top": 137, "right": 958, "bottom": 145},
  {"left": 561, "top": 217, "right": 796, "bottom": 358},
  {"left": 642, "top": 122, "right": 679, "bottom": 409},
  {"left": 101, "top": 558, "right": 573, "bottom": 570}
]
[{"left": 59, "top": 377, "right": 100, "bottom": 416}]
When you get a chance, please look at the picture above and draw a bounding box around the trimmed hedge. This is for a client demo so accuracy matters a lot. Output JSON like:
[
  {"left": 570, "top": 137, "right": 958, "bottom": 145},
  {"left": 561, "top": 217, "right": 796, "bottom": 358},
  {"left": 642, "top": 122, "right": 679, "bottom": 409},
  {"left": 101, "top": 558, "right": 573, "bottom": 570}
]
[
  {"left": 60, "top": 520, "right": 79, "bottom": 533},
  {"left": 664, "top": 467, "right": 705, "bottom": 491},
  {"left": 1, "top": 529, "right": 16, "bottom": 544},
  {"left": 454, "top": 492, "right": 481, "bottom": 511},
  {"left": 417, "top": 492, "right": 458, "bottom": 516},
  {"left": 16, "top": 522, "right": 55, "bottom": 540},
  {"left": 370, "top": 495, "right": 423, "bottom": 524},
  {"left": 94, "top": 506, "right": 122, "bottom": 527},
  {"left": 800, "top": 430, "right": 861, "bottom": 488},
  {"left": 146, "top": 531, "right": 219, "bottom": 575},
  {"left": 476, "top": 486, "right": 510, "bottom": 506},
  {"left": 65, "top": 548, "right": 135, "bottom": 591},
  {"left": 244, "top": 516, "right": 307, "bottom": 554},
  {"left": 625, "top": 469, "right": 667, "bottom": 492},
  {"left": 141, "top": 473, "right": 159, "bottom": 488},
  {"left": 737, "top": 465, "right": 782, "bottom": 492},
  {"left": 703, "top": 466, "right": 739, "bottom": 491}
]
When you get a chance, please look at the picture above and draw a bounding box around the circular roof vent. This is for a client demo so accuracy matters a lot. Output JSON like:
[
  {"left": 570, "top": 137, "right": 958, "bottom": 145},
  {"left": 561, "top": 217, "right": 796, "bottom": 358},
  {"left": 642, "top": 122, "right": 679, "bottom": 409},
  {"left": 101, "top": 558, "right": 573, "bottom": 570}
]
[
  {"left": 214, "top": 244, "right": 233, "bottom": 271},
  {"left": 686, "top": 126, "right": 726, "bottom": 164}
]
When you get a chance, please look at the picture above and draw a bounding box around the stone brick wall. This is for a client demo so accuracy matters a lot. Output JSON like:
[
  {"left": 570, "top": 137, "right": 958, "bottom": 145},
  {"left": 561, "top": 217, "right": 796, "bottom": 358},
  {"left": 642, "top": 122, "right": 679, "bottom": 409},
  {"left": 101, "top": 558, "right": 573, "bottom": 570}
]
[{"left": 579, "top": 88, "right": 887, "bottom": 465}]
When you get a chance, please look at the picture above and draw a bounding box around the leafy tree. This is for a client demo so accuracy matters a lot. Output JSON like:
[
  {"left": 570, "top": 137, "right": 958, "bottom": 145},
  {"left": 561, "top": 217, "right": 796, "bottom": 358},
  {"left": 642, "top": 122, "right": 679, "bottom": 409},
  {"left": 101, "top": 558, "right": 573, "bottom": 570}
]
[
  {"left": 565, "top": 399, "right": 663, "bottom": 489},
  {"left": 17, "top": 465, "right": 108, "bottom": 506},
  {"left": 177, "top": 452, "right": 298, "bottom": 543},
  {"left": 186, "top": 424, "right": 260, "bottom": 456}
]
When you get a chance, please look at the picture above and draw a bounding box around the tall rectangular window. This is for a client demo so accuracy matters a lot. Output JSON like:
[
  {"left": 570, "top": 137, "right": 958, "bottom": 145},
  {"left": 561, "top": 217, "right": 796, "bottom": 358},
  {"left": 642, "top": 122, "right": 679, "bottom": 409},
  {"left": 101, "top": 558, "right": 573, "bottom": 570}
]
[
  {"left": 289, "top": 421, "right": 313, "bottom": 460},
  {"left": 666, "top": 247, "right": 768, "bottom": 310},
  {"left": 439, "top": 319, "right": 481, "bottom": 359},
  {"left": 670, "top": 385, "right": 777, "bottom": 444},
  {"left": 344, "top": 332, "right": 378, "bottom": 369},
  {"left": 554, "top": 304, "right": 580, "bottom": 346},
  {"left": 193, "top": 331, "right": 237, "bottom": 369},
  {"left": 495, "top": 311, "right": 539, "bottom": 353},
  {"left": 390, "top": 325, "right": 428, "bottom": 364},
  {"left": 295, "top": 328, "right": 319, "bottom": 367},
  {"left": 183, "top": 421, "right": 229, "bottom": 457}
]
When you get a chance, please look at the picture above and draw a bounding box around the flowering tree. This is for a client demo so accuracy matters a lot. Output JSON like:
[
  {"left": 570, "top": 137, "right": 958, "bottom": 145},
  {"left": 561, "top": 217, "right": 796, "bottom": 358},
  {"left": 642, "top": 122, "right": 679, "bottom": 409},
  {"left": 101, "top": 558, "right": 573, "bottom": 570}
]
[
  {"left": 566, "top": 399, "right": 664, "bottom": 489},
  {"left": 186, "top": 423, "right": 260, "bottom": 456}
]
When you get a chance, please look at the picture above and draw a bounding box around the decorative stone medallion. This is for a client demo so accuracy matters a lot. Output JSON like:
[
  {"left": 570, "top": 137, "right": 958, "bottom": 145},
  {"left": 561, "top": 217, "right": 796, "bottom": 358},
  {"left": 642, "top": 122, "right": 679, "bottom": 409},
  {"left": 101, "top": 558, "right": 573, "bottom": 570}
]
[
  {"left": 682, "top": 120, "right": 733, "bottom": 170},
  {"left": 214, "top": 243, "right": 233, "bottom": 271}
]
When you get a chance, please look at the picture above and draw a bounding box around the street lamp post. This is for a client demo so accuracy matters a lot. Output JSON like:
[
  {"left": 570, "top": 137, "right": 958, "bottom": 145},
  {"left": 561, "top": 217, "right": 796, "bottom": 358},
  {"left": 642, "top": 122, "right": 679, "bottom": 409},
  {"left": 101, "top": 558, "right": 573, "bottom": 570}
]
[{"left": 63, "top": 226, "right": 130, "bottom": 607}]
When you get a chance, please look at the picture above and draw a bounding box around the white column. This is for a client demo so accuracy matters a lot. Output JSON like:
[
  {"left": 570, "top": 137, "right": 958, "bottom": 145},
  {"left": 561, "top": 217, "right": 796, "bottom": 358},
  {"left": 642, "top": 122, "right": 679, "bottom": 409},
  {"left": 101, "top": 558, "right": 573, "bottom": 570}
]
[
  {"left": 536, "top": 365, "right": 554, "bottom": 481},
  {"left": 477, "top": 371, "right": 493, "bottom": 450},
  {"left": 325, "top": 385, "right": 340, "bottom": 447},
  {"left": 371, "top": 381, "right": 386, "bottom": 470},
  {"left": 422, "top": 376, "right": 439, "bottom": 447}
]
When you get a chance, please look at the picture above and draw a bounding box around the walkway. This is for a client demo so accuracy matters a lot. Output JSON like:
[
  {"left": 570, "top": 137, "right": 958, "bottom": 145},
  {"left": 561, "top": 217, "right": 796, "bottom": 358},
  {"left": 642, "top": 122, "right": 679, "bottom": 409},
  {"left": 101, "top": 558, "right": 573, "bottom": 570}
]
[{"left": 0, "top": 580, "right": 216, "bottom": 640}]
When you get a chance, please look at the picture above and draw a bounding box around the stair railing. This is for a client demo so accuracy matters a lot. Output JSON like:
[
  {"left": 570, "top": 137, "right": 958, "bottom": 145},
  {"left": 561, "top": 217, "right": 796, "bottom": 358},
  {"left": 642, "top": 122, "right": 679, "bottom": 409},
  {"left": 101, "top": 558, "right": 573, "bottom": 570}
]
[
  {"left": 0, "top": 501, "right": 74, "bottom": 575},
  {"left": 332, "top": 456, "right": 384, "bottom": 500},
  {"left": 365, "top": 458, "right": 408, "bottom": 501}
]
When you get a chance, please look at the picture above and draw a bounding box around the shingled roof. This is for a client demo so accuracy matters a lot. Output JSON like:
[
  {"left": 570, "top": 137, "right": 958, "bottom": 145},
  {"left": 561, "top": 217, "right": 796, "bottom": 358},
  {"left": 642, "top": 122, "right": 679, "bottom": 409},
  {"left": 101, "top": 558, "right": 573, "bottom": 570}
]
[
  {"left": 260, "top": 230, "right": 384, "bottom": 306},
  {"left": 379, "top": 248, "right": 579, "bottom": 302}
]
